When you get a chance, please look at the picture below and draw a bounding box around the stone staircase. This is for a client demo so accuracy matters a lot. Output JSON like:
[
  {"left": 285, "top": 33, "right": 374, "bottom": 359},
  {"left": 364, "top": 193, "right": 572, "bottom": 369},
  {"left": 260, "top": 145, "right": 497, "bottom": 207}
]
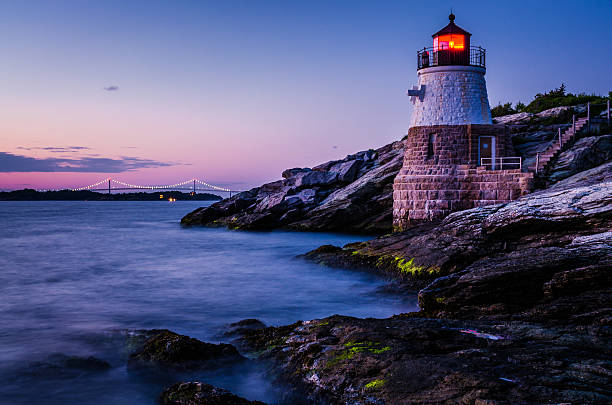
[{"left": 528, "top": 117, "right": 589, "bottom": 173}]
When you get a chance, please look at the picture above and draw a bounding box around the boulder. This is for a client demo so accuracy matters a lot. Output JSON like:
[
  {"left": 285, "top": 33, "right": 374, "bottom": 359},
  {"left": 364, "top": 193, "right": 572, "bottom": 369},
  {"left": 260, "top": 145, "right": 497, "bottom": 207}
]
[
  {"left": 329, "top": 159, "right": 362, "bottom": 182},
  {"left": 292, "top": 171, "right": 338, "bottom": 188},
  {"left": 253, "top": 191, "right": 288, "bottom": 213},
  {"left": 128, "top": 330, "right": 245, "bottom": 370},
  {"left": 493, "top": 112, "right": 533, "bottom": 124},
  {"left": 550, "top": 161, "right": 612, "bottom": 190},
  {"left": 535, "top": 105, "right": 571, "bottom": 118},
  {"left": 161, "top": 382, "right": 267, "bottom": 405},
  {"left": 281, "top": 168, "right": 311, "bottom": 179},
  {"left": 222, "top": 319, "right": 267, "bottom": 339},
  {"left": 547, "top": 134, "right": 612, "bottom": 182}
]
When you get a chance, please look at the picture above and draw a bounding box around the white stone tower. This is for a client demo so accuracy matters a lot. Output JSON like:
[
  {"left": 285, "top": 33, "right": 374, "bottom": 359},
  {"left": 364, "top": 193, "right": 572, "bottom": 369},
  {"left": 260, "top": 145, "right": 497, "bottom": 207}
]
[{"left": 407, "top": 13, "right": 492, "bottom": 127}]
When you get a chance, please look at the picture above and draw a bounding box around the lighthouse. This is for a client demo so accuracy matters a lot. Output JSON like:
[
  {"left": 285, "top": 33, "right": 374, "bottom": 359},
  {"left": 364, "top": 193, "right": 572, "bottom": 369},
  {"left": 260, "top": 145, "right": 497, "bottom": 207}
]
[
  {"left": 393, "top": 14, "right": 533, "bottom": 230},
  {"left": 409, "top": 13, "right": 491, "bottom": 127}
]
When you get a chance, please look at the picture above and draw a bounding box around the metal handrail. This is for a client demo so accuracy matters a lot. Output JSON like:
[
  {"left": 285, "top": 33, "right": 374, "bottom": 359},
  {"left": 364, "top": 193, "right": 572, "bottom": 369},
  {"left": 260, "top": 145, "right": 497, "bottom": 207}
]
[
  {"left": 480, "top": 157, "right": 522, "bottom": 170},
  {"left": 417, "top": 46, "right": 486, "bottom": 70}
]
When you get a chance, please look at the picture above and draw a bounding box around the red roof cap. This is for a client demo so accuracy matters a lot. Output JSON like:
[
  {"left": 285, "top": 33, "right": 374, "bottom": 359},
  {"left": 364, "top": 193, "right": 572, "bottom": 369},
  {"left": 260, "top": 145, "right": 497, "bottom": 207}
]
[{"left": 432, "top": 13, "right": 472, "bottom": 38}]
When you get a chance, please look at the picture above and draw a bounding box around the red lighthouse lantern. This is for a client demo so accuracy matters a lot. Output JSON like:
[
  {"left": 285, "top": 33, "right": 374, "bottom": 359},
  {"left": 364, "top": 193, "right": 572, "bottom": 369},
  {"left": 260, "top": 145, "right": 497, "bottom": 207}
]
[{"left": 431, "top": 13, "right": 471, "bottom": 66}]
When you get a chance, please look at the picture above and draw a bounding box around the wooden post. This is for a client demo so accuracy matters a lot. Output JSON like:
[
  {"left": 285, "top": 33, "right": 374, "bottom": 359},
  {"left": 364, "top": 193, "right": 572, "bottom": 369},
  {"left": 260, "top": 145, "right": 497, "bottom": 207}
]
[
  {"left": 108, "top": 179, "right": 111, "bottom": 194},
  {"left": 572, "top": 115, "right": 576, "bottom": 136},
  {"left": 535, "top": 152, "right": 539, "bottom": 174},
  {"left": 558, "top": 127, "right": 562, "bottom": 145},
  {"left": 608, "top": 99, "right": 610, "bottom": 127}
]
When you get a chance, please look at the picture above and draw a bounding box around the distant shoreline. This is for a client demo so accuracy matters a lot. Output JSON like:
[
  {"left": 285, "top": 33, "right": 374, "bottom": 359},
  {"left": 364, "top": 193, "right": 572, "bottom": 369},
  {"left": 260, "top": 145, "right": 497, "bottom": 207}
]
[{"left": 0, "top": 189, "right": 223, "bottom": 201}]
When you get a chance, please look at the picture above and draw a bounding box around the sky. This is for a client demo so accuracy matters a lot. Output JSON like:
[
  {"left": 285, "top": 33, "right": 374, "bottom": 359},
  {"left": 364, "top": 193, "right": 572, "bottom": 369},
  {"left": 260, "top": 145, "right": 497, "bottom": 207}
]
[{"left": 1, "top": 0, "right": 611, "bottom": 191}]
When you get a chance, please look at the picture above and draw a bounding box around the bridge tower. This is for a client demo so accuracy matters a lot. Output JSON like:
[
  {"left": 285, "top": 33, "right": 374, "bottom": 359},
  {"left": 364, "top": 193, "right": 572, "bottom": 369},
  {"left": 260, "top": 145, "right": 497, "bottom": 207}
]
[{"left": 392, "top": 13, "right": 533, "bottom": 230}]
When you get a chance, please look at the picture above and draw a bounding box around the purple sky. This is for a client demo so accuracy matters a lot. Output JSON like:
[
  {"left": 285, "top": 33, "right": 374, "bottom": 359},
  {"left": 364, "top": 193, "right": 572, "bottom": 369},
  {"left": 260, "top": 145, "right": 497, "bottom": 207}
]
[{"left": 1, "top": 0, "right": 610, "bottom": 190}]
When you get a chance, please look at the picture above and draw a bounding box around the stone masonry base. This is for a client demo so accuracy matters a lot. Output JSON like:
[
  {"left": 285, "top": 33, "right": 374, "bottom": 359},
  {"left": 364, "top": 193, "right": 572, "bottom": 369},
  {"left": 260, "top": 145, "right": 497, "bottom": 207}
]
[{"left": 393, "top": 165, "right": 533, "bottom": 230}]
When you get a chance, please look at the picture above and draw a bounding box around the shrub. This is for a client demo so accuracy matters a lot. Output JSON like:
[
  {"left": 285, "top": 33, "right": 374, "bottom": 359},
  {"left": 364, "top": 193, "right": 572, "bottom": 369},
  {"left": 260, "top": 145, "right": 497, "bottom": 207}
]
[{"left": 491, "top": 102, "right": 516, "bottom": 117}]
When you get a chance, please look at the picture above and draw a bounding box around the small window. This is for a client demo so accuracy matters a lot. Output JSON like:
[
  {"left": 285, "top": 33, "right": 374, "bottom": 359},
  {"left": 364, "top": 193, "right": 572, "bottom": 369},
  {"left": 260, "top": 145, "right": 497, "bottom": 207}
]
[{"left": 427, "top": 133, "right": 436, "bottom": 160}]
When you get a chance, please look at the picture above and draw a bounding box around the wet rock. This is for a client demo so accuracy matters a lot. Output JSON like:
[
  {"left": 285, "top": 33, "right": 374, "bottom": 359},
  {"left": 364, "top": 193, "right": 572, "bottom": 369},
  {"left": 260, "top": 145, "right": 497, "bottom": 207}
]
[
  {"left": 223, "top": 319, "right": 267, "bottom": 339},
  {"left": 239, "top": 315, "right": 612, "bottom": 404},
  {"left": 128, "top": 330, "right": 245, "bottom": 370},
  {"left": 161, "top": 382, "right": 267, "bottom": 405}
]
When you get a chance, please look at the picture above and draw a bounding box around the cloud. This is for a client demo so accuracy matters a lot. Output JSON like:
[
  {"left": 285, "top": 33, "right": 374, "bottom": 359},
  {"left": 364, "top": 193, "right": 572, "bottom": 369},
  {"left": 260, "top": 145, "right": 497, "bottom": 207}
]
[
  {"left": 17, "top": 146, "right": 91, "bottom": 153},
  {"left": 0, "top": 152, "right": 175, "bottom": 173},
  {"left": 104, "top": 86, "right": 119, "bottom": 91}
]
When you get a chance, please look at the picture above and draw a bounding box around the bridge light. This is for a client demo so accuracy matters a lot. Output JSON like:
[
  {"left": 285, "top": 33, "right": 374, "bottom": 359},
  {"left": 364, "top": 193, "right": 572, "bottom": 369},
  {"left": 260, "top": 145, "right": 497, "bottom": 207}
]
[{"left": 160, "top": 194, "right": 164, "bottom": 199}]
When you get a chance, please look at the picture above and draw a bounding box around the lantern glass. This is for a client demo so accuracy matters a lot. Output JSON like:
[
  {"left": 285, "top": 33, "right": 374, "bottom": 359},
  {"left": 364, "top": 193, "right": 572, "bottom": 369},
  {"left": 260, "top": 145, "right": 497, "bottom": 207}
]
[{"left": 434, "top": 34, "right": 465, "bottom": 50}]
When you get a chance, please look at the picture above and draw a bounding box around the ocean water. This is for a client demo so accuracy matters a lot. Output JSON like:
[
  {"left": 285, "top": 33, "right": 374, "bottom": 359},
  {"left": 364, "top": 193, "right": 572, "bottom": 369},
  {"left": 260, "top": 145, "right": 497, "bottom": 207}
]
[{"left": 0, "top": 201, "right": 416, "bottom": 404}]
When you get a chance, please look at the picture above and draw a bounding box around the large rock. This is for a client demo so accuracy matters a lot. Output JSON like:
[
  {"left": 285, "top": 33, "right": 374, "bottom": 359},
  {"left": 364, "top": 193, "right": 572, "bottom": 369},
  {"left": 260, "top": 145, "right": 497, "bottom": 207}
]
[
  {"left": 239, "top": 315, "right": 611, "bottom": 404},
  {"left": 493, "top": 111, "right": 533, "bottom": 124},
  {"left": 128, "top": 330, "right": 245, "bottom": 370},
  {"left": 281, "top": 168, "right": 311, "bottom": 179},
  {"left": 547, "top": 134, "right": 612, "bottom": 182},
  {"left": 182, "top": 141, "right": 404, "bottom": 233},
  {"left": 161, "top": 382, "right": 267, "bottom": 405},
  {"left": 292, "top": 170, "right": 338, "bottom": 188},
  {"left": 329, "top": 159, "right": 362, "bottom": 182}
]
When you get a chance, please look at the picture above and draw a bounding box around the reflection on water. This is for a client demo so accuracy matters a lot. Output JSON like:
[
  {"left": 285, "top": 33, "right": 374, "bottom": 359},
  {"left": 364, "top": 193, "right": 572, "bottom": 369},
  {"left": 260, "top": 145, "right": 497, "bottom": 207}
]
[{"left": 0, "top": 201, "right": 416, "bottom": 404}]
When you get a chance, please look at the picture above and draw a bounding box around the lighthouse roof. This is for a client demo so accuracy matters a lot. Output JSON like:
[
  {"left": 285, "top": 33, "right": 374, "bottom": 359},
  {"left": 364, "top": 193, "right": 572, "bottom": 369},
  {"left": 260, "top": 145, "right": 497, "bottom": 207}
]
[{"left": 432, "top": 13, "right": 471, "bottom": 38}]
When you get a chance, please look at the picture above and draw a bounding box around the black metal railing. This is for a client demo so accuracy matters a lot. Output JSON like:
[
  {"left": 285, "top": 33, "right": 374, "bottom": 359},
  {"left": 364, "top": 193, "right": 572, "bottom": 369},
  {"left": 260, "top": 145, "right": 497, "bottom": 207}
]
[{"left": 417, "top": 46, "right": 486, "bottom": 70}]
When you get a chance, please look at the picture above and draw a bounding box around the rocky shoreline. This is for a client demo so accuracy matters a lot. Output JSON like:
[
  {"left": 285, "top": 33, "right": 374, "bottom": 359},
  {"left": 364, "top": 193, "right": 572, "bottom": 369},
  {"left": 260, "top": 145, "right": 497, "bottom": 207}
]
[
  {"left": 150, "top": 165, "right": 611, "bottom": 404},
  {"left": 167, "top": 107, "right": 612, "bottom": 403}
]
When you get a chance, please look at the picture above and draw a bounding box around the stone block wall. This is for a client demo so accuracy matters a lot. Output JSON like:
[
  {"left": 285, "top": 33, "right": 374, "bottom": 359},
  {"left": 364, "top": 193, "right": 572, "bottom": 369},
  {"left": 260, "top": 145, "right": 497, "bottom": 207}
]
[{"left": 392, "top": 124, "right": 533, "bottom": 230}]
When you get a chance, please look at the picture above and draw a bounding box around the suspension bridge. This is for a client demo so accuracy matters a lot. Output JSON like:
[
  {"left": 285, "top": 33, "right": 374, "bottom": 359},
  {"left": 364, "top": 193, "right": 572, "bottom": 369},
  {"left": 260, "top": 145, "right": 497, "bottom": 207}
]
[{"left": 70, "top": 178, "right": 241, "bottom": 197}]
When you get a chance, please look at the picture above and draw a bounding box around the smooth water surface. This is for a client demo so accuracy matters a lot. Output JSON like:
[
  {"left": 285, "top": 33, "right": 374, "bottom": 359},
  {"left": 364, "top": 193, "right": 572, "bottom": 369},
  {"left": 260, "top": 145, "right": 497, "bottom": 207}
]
[{"left": 0, "top": 201, "right": 416, "bottom": 404}]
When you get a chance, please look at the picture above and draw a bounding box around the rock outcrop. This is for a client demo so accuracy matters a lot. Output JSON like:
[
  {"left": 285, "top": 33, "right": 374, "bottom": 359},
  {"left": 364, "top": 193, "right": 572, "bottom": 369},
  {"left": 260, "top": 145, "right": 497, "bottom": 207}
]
[
  {"left": 238, "top": 315, "right": 611, "bottom": 404},
  {"left": 547, "top": 134, "right": 612, "bottom": 182},
  {"left": 128, "top": 330, "right": 245, "bottom": 370},
  {"left": 181, "top": 142, "right": 404, "bottom": 233},
  {"left": 161, "top": 382, "right": 267, "bottom": 405},
  {"left": 172, "top": 106, "right": 612, "bottom": 403},
  {"left": 303, "top": 165, "right": 612, "bottom": 324}
]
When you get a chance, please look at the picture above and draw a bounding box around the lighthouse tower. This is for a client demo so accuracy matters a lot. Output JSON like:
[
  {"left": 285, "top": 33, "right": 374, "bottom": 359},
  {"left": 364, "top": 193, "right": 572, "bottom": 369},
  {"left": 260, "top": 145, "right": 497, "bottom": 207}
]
[
  {"left": 409, "top": 13, "right": 491, "bottom": 127},
  {"left": 393, "top": 14, "right": 533, "bottom": 230}
]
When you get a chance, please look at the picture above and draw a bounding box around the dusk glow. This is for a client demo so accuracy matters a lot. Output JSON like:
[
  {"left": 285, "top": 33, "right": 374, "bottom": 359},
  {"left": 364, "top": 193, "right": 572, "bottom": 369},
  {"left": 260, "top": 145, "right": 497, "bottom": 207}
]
[{"left": 1, "top": 0, "right": 610, "bottom": 190}]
